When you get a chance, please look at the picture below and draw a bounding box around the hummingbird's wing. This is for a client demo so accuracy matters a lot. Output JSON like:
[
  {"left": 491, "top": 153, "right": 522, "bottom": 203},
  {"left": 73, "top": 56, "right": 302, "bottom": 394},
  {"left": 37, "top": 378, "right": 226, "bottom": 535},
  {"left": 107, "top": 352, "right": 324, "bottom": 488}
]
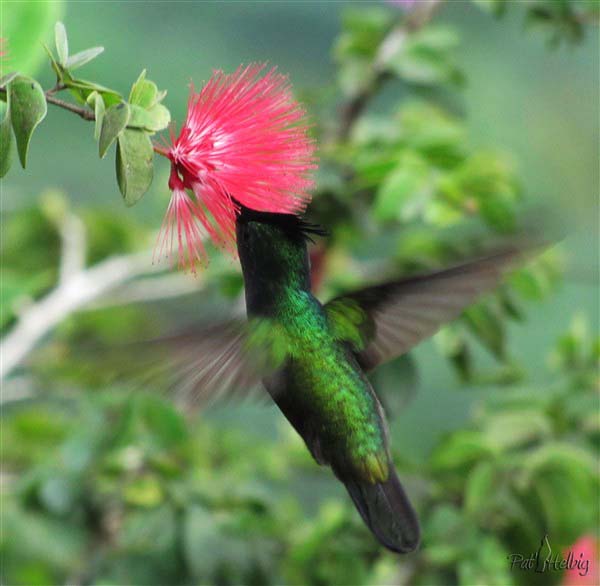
[
  {"left": 324, "top": 247, "right": 525, "bottom": 371},
  {"left": 112, "top": 318, "right": 287, "bottom": 409}
]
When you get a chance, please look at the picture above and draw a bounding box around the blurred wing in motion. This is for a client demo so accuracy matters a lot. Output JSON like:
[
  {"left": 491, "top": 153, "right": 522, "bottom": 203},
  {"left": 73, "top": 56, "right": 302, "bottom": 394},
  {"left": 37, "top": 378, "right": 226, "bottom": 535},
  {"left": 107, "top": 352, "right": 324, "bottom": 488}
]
[
  {"left": 325, "top": 246, "right": 529, "bottom": 371},
  {"left": 106, "top": 318, "right": 287, "bottom": 409}
]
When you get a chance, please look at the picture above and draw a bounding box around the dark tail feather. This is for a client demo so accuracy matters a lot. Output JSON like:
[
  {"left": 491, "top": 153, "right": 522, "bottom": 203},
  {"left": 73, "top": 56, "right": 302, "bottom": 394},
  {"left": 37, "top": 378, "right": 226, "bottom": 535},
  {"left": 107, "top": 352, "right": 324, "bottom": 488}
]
[{"left": 343, "top": 468, "right": 420, "bottom": 553}]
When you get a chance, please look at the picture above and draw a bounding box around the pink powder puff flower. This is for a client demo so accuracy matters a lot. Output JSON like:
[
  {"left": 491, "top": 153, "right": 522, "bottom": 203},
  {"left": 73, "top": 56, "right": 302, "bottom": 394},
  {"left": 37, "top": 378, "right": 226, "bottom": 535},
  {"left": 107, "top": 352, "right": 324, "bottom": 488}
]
[
  {"left": 156, "top": 63, "right": 317, "bottom": 272},
  {"left": 154, "top": 166, "right": 209, "bottom": 272}
]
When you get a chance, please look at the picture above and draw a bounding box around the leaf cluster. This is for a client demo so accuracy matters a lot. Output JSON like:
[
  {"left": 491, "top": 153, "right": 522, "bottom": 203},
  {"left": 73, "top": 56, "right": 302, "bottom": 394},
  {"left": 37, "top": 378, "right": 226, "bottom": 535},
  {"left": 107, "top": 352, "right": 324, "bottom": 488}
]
[
  {"left": 474, "top": 0, "right": 599, "bottom": 46},
  {"left": 1, "top": 22, "right": 170, "bottom": 205}
]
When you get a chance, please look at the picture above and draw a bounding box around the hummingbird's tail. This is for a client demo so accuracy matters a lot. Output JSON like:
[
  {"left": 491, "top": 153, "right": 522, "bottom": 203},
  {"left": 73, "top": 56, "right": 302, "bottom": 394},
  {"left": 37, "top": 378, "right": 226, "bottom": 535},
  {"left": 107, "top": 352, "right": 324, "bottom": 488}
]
[{"left": 343, "top": 467, "right": 420, "bottom": 554}]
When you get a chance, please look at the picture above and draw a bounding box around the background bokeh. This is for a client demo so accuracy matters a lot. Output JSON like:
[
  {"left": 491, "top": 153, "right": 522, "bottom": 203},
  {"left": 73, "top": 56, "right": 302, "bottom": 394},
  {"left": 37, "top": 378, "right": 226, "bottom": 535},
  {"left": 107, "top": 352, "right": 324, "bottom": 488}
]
[{"left": 2, "top": 1, "right": 598, "bottom": 585}]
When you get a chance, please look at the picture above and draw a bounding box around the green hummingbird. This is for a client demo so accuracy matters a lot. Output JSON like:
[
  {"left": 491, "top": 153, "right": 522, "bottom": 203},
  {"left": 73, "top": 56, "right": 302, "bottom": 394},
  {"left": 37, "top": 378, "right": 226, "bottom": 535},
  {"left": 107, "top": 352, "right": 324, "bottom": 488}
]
[{"left": 157, "top": 204, "right": 525, "bottom": 554}]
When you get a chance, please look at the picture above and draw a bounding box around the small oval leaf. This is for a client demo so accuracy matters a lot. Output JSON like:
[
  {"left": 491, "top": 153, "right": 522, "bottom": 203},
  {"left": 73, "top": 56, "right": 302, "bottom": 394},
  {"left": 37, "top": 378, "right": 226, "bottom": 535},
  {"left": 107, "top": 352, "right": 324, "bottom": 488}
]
[
  {"left": 0, "top": 92, "right": 13, "bottom": 178},
  {"left": 116, "top": 129, "right": 154, "bottom": 206},
  {"left": 65, "top": 47, "right": 104, "bottom": 71},
  {"left": 129, "top": 69, "right": 159, "bottom": 108},
  {"left": 55, "top": 22, "right": 69, "bottom": 66},
  {"left": 10, "top": 75, "right": 48, "bottom": 169},
  {"left": 128, "top": 103, "right": 171, "bottom": 133},
  {"left": 99, "top": 101, "right": 129, "bottom": 158},
  {"left": 43, "top": 42, "right": 63, "bottom": 80}
]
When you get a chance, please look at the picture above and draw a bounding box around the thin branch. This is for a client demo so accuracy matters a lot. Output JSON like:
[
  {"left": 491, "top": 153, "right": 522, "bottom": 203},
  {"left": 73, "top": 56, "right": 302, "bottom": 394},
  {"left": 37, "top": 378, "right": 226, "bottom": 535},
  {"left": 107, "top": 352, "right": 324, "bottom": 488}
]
[
  {"left": 45, "top": 92, "right": 95, "bottom": 120},
  {"left": 45, "top": 82, "right": 66, "bottom": 97}
]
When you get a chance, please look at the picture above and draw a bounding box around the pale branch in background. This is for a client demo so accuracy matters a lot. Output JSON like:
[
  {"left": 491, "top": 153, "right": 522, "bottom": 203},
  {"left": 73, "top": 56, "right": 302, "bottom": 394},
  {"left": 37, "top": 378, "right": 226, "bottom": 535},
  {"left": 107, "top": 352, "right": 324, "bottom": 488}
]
[
  {"left": 91, "top": 271, "right": 205, "bottom": 308},
  {"left": 1, "top": 252, "right": 155, "bottom": 381},
  {"left": 0, "top": 210, "right": 206, "bottom": 382},
  {"left": 58, "top": 211, "right": 87, "bottom": 283}
]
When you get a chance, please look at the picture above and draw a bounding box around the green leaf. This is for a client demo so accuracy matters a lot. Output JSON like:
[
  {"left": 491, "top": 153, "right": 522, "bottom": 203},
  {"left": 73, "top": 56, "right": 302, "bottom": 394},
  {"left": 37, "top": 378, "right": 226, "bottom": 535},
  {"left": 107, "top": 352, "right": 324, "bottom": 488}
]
[
  {"left": 464, "top": 461, "right": 495, "bottom": 518},
  {"left": 521, "top": 443, "right": 598, "bottom": 480},
  {"left": 335, "top": 8, "right": 393, "bottom": 62},
  {"left": 128, "top": 103, "right": 170, "bottom": 133},
  {"left": 457, "top": 536, "right": 514, "bottom": 586},
  {"left": 129, "top": 69, "right": 159, "bottom": 108},
  {"left": 463, "top": 303, "right": 505, "bottom": 359},
  {"left": 0, "top": 91, "right": 13, "bottom": 178},
  {"left": 480, "top": 195, "right": 516, "bottom": 232},
  {"left": 42, "top": 41, "right": 63, "bottom": 80},
  {"left": 337, "top": 59, "right": 375, "bottom": 98},
  {"left": 65, "top": 46, "right": 104, "bottom": 70},
  {"left": 384, "top": 26, "right": 463, "bottom": 86},
  {"left": 374, "top": 153, "right": 431, "bottom": 222},
  {"left": 66, "top": 78, "right": 122, "bottom": 107},
  {"left": 138, "top": 395, "right": 188, "bottom": 447},
  {"left": 483, "top": 410, "right": 551, "bottom": 451},
  {"left": 509, "top": 260, "right": 556, "bottom": 301},
  {"left": 4, "top": 503, "right": 85, "bottom": 573},
  {"left": 430, "top": 430, "right": 493, "bottom": 471},
  {"left": 54, "top": 21, "right": 68, "bottom": 65},
  {"left": 86, "top": 91, "right": 105, "bottom": 141},
  {"left": 99, "top": 101, "right": 129, "bottom": 158},
  {"left": 522, "top": 444, "right": 599, "bottom": 546},
  {"left": 116, "top": 129, "right": 154, "bottom": 205},
  {"left": 9, "top": 75, "right": 48, "bottom": 168},
  {"left": 123, "top": 475, "right": 164, "bottom": 507},
  {"left": 126, "top": 71, "right": 169, "bottom": 133}
]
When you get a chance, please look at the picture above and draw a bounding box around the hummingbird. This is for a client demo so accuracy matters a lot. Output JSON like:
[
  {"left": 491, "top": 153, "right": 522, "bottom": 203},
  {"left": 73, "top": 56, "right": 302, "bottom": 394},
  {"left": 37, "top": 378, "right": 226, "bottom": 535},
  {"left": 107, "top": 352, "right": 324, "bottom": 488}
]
[
  {"left": 149, "top": 63, "right": 531, "bottom": 553},
  {"left": 154, "top": 204, "right": 524, "bottom": 554}
]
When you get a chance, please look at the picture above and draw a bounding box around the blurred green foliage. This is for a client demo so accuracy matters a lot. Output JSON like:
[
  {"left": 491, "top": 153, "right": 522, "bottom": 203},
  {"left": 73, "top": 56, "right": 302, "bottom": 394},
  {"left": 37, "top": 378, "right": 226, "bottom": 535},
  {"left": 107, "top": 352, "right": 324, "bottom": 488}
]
[
  {"left": 2, "top": 316, "right": 597, "bottom": 585},
  {"left": 1, "top": 1, "right": 64, "bottom": 76},
  {"left": 1, "top": 1, "right": 598, "bottom": 584}
]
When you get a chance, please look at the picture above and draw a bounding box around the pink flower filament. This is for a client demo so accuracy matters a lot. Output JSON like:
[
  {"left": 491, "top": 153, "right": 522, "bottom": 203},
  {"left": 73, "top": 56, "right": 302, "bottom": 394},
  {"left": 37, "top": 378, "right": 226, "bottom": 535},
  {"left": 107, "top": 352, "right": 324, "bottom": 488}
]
[{"left": 156, "top": 63, "right": 317, "bottom": 271}]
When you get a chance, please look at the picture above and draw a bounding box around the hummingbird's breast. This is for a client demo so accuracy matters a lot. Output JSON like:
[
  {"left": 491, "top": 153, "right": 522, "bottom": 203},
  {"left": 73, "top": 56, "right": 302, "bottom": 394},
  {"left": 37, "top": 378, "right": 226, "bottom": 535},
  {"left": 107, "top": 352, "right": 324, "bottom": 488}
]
[{"left": 267, "top": 290, "right": 389, "bottom": 482}]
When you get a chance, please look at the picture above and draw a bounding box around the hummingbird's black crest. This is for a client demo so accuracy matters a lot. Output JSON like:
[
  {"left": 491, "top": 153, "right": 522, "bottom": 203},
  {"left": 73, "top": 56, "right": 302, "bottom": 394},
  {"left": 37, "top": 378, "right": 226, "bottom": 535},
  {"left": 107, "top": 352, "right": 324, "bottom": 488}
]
[{"left": 236, "top": 204, "right": 328, "bottom": 243}]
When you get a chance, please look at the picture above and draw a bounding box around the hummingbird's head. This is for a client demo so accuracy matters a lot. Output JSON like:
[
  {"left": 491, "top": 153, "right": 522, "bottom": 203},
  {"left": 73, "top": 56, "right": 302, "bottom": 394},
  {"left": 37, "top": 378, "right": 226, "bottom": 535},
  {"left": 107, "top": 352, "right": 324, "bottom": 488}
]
[{"left": 236, "top": 207, "right": 326, "bottom": 293}]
